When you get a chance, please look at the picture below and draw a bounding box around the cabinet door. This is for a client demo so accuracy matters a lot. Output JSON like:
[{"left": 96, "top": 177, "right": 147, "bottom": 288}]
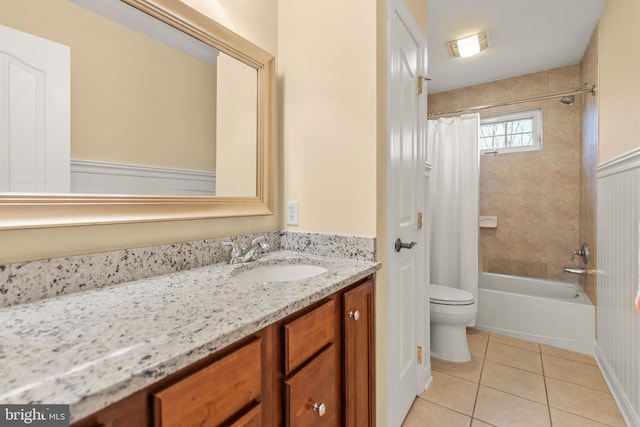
[
  {"left": 284, "top": 345, "right": 339, "bottom": 427},
  {"left": 343, "top": 280, "right": 375, "bottom": 427}
]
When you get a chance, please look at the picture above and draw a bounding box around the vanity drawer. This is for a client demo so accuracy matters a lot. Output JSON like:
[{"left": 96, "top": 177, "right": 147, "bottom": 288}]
[
  {"left": 153, "top": 338, "right": 262, "bottom": 427},
  {"left": 284, "top": 345, "right": 338, "bottom": 427},
  {"left": 228, "top": 403, "right": 262, "bottom": 426},
  {"left": 283, "top": 299, "right": 335, "bottom": 374}
]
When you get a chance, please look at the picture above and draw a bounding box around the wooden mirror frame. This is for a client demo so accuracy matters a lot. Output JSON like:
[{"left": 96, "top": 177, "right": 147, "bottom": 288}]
[{"left": 0, "top": 0, "right": 274, "bottom": 230}]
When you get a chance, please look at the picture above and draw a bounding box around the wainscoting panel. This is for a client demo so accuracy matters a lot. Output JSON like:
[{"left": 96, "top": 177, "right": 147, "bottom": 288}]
[
  {"left": 71, "top": 159, "right": 216, "bottom": 196},
  {"left": 596, "top": 147, "right": 640, "bottom": 426}
]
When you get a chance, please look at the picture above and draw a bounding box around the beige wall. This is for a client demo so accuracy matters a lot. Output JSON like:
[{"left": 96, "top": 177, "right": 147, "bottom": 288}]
[
  {"left": 279, "top": 0, "right": 378, "bottom": 237},
  {"left": 0, "top": 0, "right": 280, "bottom": 264},
  {"left": 580, "top": 28, "right": 599, "bottom": 305},
  {"left": 4, "top": 0, "right": 217, "bottom": 171},
  {"left": 598, "top": 0, "right": 640, "bottom": 163},
  {"left": 429, "top": 65, "right": 583, "bottom": 283}
]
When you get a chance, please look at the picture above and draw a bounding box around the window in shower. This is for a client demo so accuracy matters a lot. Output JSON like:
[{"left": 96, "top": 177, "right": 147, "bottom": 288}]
[{"left": 479, "top": 108, "right": 542, "bottom": 154}]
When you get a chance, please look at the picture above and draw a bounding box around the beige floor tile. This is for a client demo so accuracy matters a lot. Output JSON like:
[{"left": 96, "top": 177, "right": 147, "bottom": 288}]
[
  {"left": 540, "top": 344, "right": 597, "bottom": 366},
  {"left": 546, "top": 378, "right": 626, "bottom": 427},
  {"left": 549, "top": 408, "right": 611, "bottom": 427},
  {"left": 542, "top": 354, "right": 608, "bottom": 392},
  {"left": 489, "top": 333, "right": 540, "bottom": 352},
  {"left": 432, "top": 356, "right": 484, "bottom": 383},
  {"left": 471, "top": 419, "right": 496, "bottom": 427},
  {"left": 480, "top": 361, "right": 547, "bottom": 404},
  {"left": 485, "top": 342, "right": 543, "bottom": 374},
  {"left": 468, "top": 337, "right": 488, "bottom": 359},
  {"left": 473, "top": 386, "right": 551, "bottom": 427},
  {"left": 467, "top": 328, "right": 489, "bottom": 341},
  {"left": 402, "top": 399, "right": 471, "bottom": 427},
  {"left": 420, "top": 371, "right": 478, "bottom": 416}
]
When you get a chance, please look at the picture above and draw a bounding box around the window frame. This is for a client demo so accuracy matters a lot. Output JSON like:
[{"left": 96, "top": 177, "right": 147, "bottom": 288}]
[{"left": 479, "top": 108, "right": 543, "bottom": 154}]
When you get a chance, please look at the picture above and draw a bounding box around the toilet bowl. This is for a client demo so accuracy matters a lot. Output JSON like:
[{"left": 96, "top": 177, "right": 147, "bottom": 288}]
[{"left": 430, "top": 284, "right": 477, "bottom": 362}]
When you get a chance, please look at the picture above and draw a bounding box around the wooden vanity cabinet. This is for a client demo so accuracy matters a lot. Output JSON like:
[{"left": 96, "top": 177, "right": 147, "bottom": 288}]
[
  {"left": 343, "top": 279, "right": 375, "bottom": 427},
  {"left": 71, "top": 276, "right": 375, "bottom": 427}
]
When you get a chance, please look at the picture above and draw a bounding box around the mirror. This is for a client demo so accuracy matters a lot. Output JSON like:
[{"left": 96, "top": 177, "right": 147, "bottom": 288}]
[{"left": 0, "top": 0, "right": 274, "bottom": 228}]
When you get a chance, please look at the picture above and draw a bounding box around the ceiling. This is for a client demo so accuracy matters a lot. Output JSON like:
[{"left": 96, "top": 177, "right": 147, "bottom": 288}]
[{"left": 427, "top": 0, "right": 606, "bottom": 94}]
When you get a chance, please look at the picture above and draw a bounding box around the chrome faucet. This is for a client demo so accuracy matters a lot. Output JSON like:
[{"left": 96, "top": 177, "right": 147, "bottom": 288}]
[
  {"left": 221, "top": 236, "right": 270, "bottom": 264},
  {"left": 563, "top": 266, "right": 588, "bottom": 276}
]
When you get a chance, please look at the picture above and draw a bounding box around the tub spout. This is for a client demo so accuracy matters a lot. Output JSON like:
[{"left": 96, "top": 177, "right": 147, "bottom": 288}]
[{"left": 563, "top": 266, "right": 587, "bottom": 276}]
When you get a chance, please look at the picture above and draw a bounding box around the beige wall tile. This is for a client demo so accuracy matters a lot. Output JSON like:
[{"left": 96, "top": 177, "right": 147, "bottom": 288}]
[
  {"left": 547, "top": 193, "right": 580, "bottom": 230},
  {"left": 463, "top": 84, "right": 489, "bottom": 108},
  {"left": 516, "top": 70, "right": 549, "bottom": 98},
  {"left": 486, "top": 259, "right": 548, "bottom": 278},
  {"left": 548, "top": 64, "right": 582, "bottom": 93},
  {"left": 486, "top": 77, "right": 517, "bottom": 103},
  {"left": 428, "top": 89, "right": 463, "bottom": 115},
  {"left": 437, "top": 65, "right": 585, "bottom": 283}
]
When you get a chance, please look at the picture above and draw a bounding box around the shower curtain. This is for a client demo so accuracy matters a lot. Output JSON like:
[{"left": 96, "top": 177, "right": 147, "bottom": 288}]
[{"left": 427, "top": 114, "right": 480, "bottom": 307}]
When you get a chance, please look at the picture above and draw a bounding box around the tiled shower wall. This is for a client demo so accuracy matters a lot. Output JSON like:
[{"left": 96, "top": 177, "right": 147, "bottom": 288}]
[
  {"left": 428, "top": 65, "right": 583, "bottom": 283},
  {"left": 580, "top": 28, "right": 599, "bottom": 305}
]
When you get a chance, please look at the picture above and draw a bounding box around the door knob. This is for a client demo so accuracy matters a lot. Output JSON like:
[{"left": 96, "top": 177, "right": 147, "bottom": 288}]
[
  {"left": 349, "top": 310, "right": 360, "bottom": 320},
  {"left": 395, "top": 238, "right": 417, "bottom": 253}
]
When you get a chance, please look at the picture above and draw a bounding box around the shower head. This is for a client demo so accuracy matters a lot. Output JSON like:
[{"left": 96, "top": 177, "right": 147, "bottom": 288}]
[{"left": 560, "top": 95, "right": 575, "bottom": 106}]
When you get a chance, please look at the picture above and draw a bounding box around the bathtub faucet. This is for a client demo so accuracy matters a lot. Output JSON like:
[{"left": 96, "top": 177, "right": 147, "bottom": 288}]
[{"left": 563, "top": 266, "right": 588, "bottom": 276}]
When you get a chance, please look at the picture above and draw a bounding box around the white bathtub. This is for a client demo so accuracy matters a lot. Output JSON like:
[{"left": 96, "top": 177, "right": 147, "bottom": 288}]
[{"left": 476, "top": 272, "right": 595, "bottom": 355}]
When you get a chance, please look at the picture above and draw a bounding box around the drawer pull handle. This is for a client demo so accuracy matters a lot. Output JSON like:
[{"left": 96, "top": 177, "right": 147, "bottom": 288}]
[
  {"left": 349, "top": 310, "right": 360, "bottom": 321},
  {"left": 312, "top": 402, "right": 327, "bottom": 416}
]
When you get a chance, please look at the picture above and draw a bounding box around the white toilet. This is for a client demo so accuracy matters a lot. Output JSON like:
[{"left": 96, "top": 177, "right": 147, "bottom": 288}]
[{"left": 429, "top": 284, "right": 477, "bottom": 362}]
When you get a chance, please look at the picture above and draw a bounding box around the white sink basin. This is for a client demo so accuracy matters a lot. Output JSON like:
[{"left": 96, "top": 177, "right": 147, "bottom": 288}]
[{"left": 232, "top": 263, "right": 328, "bottom": 282}]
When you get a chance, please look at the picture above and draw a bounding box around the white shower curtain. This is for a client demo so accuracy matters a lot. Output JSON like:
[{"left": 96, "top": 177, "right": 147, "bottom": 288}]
[{"left": 427, "top": 114, "right": 480, "bottom": 305}]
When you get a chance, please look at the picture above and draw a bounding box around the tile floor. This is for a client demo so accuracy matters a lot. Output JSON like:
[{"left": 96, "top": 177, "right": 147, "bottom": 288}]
[{"left": 402, "top": 329, "right": 627, "bottom": 427}]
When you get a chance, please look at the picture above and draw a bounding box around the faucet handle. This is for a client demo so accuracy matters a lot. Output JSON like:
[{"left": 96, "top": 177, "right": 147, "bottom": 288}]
[
  {"left": 250, "top": 236, "right": 266, "bottom": 246},
  {"left": 221, "top": 241, "right": 240, "bottom": 257}
]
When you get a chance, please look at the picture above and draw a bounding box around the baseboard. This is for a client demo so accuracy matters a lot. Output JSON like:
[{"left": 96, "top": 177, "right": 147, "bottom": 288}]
[{"left": 595, "top": 342, "right": 640, "bottom": 427}]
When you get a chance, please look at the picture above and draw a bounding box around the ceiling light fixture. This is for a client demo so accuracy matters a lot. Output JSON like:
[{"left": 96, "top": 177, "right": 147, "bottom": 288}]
[{"left": 447, "top": 32, "right": 488, "bottom": 58}]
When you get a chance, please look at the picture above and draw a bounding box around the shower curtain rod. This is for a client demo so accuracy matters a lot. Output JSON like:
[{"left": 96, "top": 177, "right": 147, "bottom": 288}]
[{"left": 427, "top": 84, "right": 597, "bottom": 119}]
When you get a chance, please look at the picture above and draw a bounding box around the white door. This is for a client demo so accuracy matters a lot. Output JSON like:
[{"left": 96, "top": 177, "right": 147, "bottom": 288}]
[
  {"left": 386, "top": 1, "right": 426, "bottom": 426},
  {"left": 0, "top": 24, "right": 70, "bottom": 193}
]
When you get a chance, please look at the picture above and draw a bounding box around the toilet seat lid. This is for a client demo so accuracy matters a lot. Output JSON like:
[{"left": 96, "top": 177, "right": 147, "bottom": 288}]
[{"left": 430, "top": 284, "right": 474, "bottom": 305}]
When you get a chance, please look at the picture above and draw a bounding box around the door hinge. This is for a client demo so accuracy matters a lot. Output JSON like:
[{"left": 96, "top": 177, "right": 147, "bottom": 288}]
[
  {"left": 417, "top": 212, "right": 423, "bottom": 229},
  {"left": 417, "top": 76, "right": 430, "bottom": 95},
  {"left": 417, "top": 346, "right": 423, "bottom": 364}
]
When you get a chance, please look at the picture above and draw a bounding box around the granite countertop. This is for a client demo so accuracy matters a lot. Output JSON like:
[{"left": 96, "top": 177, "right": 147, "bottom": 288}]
[{"left": 0, "top": 251, "right": 381, "bottom": 422}]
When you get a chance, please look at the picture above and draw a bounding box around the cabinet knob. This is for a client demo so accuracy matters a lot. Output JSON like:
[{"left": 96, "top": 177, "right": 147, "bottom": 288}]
[
  {"left": 349, "top": 310, "right": 360, "bottom": 321},
  {"left": 312, "top": 402, "right": 327, "bottom": 416}
]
